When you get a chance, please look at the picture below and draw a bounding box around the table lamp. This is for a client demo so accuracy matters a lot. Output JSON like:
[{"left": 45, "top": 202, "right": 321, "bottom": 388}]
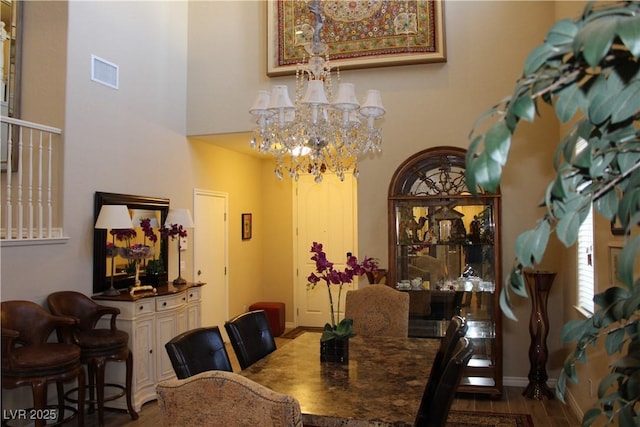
[
  {"left": 95, "top": 205, "right": 134, "bottom": 296},
  {"left": 164, "top": 208, "right": 194, "bottom": 285}
]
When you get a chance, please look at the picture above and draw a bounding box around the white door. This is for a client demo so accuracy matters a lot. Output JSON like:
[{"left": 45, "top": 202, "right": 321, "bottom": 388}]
[
  {"left": 295, "top": 173, "right": 358, "bottom": 327},
  {"left": 193, "top": 190, "right": 229, "bottom": 339}
]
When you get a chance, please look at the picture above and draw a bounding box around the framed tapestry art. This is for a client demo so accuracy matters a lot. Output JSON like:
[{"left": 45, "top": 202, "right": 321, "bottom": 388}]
[{"left": 267, "top": 0, "right": 446, "bottom": 76}]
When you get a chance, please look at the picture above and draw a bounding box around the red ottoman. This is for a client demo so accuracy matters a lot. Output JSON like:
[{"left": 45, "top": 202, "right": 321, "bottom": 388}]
[{"left": 249, "top": 302, "right": 285, "bottom": 337}]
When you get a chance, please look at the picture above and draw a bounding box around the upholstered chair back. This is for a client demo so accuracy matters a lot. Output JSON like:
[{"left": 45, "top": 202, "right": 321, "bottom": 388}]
[
  {"left": 156, "top": 370, "right": 303, "bottom": 427},
  {"left": 344, "top": 285, "right": 409, "bottom": 337}
]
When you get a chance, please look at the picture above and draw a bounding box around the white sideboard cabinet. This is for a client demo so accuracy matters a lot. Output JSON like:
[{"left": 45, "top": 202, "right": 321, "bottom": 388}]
[{"left": 93, "top": 283, "right": 204, "bottom": 411}]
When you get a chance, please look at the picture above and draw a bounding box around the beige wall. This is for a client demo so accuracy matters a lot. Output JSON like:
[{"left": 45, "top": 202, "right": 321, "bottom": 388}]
[{"left": 0, "top": 0, "right": 612, "bottom": 418}]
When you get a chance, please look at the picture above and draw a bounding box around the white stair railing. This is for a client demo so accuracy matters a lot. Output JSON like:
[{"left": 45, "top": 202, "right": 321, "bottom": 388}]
[{"left": 1, "top": 116, "right": 64, "bottom": 242}]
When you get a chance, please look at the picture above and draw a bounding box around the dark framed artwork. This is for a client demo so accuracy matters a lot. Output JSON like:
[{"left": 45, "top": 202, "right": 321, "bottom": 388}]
[
  {"left": 267, "top": 0, "right": 446, "bottom": 76},
  {"left": 242, "top": 213, "right": 252, "bottom": 240}
]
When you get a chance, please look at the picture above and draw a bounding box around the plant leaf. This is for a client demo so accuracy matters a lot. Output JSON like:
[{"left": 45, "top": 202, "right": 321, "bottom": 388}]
[
  {"left": 546, "top": 19, "right": 578, "bottom": 46},
  {"left": 610, "top": 77, "right": 640, "bottom": 124},
  {"left": 485, "top": 120, "right": 512, "bottom": 166},
  {"left": 573, "top": 16, "right": 617, "bottom": 68},
  {"left": 617, "top": 14, "right": 640, "bottom": 57}
]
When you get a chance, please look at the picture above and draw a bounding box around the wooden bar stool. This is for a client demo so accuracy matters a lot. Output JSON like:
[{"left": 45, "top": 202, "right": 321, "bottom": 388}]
[
  {"left": 47, "top": 291, "right": 138, "bottom": 426},
  {"left": 1, "top": 300, "right": 85, "bottom": 427}
]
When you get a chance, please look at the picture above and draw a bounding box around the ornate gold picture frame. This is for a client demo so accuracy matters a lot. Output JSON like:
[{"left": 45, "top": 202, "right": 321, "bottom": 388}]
[{"left": 267, "top": 0, "right": 446, "bottom": 77}]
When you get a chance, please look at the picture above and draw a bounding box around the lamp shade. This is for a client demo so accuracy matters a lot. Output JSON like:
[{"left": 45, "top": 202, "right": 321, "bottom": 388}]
[
  {"left": 95, "top": 205, "right": 134, "bottom": 229},
  {"left": 165, "top": 209, "right": 194, "bottom": 228},
  {"left": 359, "top": 89, "right": 386, "bottom": 118}
]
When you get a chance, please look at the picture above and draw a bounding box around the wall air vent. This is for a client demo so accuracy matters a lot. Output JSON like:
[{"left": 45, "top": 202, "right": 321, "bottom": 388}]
[{"left": 91, "top": 55, "right": 119, "bottom": 90}]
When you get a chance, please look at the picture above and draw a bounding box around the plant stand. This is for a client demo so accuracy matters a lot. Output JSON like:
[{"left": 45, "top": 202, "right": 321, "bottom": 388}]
[{"left": 523, "top": 270, "right": 556, "bottom": 399}]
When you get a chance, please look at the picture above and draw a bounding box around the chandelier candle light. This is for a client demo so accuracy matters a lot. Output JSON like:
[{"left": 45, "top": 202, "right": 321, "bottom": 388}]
[
  {"left": 164, "top": 208, "right": 194, "bottom": 285},
  {"left": 94, "top": 205, "right": 134, "bottom": 296},
  {"left": 249, "top": 0, "right": 386, "bottom": 183}
]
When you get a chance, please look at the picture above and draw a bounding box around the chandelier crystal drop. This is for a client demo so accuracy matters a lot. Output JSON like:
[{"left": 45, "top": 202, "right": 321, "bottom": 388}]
[{"left": 249, "top": 0, "right": 385, "bottom": 183}]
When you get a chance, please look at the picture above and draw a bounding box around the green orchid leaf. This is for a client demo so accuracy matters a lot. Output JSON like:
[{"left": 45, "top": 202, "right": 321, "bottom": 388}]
[{"left": 617, "top": 14, "right": 640, "bottom": 57}]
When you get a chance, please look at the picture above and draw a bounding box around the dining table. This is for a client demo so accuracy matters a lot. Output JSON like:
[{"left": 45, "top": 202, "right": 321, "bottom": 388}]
[{"left": 239, "top": 331, "right": 440, "bottom": 427}]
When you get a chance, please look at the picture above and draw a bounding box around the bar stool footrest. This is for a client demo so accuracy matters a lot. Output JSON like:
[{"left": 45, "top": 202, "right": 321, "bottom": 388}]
[{"left": 64, "top": 383, "right": 126, "bottom": 405}]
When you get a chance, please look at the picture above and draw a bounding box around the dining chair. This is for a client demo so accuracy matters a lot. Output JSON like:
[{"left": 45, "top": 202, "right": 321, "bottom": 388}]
[
  {"left": 418, "top": 315, "right": 468, "bottom": 410},
  {"left": 156, "top": 370, "right": 303, "bottom": 427},
  {"left": 1, "top": 300, "right": 86, "bottom": 427},
  {"left": 224, "top": 310, "right": 277, "bottom": 370},
  {"left": 344, "top": 284, "right": 409, "bottom": 337},
  {"left": 47, "top": 291, "right": 138, "bottom": 426},
  {"left": 165, "top": 326, "right": 233, "bottom": 378},
  {"left": 414, "top": 337, "right": 474, "bottom": 427}
]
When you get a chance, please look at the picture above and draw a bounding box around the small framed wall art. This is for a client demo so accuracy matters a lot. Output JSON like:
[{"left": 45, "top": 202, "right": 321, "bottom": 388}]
[{"left": 242, "top": 213, "right": 252, "bottom": 240}]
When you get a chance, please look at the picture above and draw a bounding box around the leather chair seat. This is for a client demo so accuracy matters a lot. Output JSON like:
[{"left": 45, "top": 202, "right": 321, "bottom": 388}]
[
  {"left": 2, "top": 343, "right": 81, "bottom": 376},
  {"left": 75, "top": 329, "right": 129, "bottom": 356}
]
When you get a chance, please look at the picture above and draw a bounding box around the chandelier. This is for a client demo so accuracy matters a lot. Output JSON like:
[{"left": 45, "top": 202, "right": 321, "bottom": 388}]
[{"left": 249, "top": 0, "right": 386, "bottom": 183}]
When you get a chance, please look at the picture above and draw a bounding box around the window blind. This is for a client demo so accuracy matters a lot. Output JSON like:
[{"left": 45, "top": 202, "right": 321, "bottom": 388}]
[{"left": 577, "top": 205, "right": 595, "bottom": 314}]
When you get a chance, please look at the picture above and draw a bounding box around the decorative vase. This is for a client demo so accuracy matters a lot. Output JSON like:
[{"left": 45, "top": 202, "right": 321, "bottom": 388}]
[
  {"left": 145, "top": 272, "right": 161, "bottom": 287},
  {"left": 523, "top": 270, "right": 556, "bottom": 400},
  {"left": 320, "top": 338, "right": 349, "bottom": 364}
]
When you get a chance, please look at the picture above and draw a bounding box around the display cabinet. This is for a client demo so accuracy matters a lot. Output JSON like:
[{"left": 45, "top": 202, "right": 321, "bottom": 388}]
[{"left": 388, "top": 146, "right": 502, "bottom": 397}]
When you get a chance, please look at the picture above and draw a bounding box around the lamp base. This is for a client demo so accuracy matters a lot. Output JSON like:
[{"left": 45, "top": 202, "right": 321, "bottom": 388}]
[
  {"left": 102, "top": 286, "right": 121, "bottom": 296},
  {"left": 173, "top": 276, "right": 187, "bottom": 285}
]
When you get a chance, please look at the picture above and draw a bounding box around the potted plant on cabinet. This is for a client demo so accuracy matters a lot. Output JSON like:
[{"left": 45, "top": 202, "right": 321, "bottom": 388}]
[{"left": 466, "top": 2, "right": 639, "bottom": 426}]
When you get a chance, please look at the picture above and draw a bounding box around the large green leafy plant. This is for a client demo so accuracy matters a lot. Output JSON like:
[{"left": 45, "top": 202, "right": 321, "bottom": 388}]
[{"left": 465, "top": 2, "right": 639, "bottom": 426}]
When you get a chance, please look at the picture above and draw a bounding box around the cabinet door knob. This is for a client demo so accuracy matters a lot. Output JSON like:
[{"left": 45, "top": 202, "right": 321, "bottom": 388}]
[
  {"left": 163, "top": 302, "right": 167, "bottom": 307},
  {"left": 139, "top": 306, "right": 143, "bottom": 311},
  {"left": 189, "top": 293, "right": 193, "bottom": 298},
  {"left": 150, "top": 349, "right": 153, "bottom": 354}
]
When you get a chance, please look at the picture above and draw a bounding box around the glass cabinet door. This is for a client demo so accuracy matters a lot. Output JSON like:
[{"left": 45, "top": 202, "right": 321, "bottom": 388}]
[{"left": 388, "top": 146, "right": 502, "bottom": 397}]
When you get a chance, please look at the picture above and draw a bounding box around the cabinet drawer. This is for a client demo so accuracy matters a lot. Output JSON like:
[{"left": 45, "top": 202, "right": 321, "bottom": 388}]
[
  {"left": 134, "top": 300, "right": 154, "bottom": 316},
  {"left": 99, "top": 299, "right": 153, "bottom": 318},
  {"left": 186, "top": 287, "right": 201, "bottom": 302},
  {"left": 156, "top": 293, "right": 187, "bottom": 312}
]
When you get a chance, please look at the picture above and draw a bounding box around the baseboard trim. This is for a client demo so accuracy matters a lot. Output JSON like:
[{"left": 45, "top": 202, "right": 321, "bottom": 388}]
[
  {"left": 503, "top": 376, "right": 557, "bottom": 388},
  {"left": 503, "top": 376, "right": 582, "bottom": 422}
]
